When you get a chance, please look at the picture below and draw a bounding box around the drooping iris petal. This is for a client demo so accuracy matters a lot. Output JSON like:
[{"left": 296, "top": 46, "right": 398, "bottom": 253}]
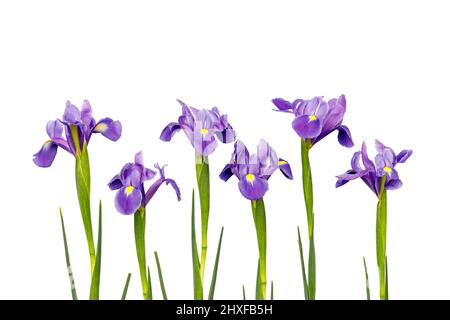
[
  {"left": 46, "top": 120, "right": 64, "bottom": 139},
  {"left": 115, "top": 185, "right": 142, "bottom": 215},
  {"left": 33, "top": 141, "right": 58, "bottom": 167},
  {"left": 385, "top": 179, "right": 403, "bottom": 190},
  {"left": 219, "top": 164, "right": 234, "bottom": 181},
  {"left": 93, "top": 118, "right": 122, "bottom": 141},
  {"left": 396, "top": 149, "right": 413, "bottom": 163},
  {"left": 238, "top": 174, "right": 269, "bottom": 200},
  {"left": 108, "top": 174, "right": 123, "bottom": 190},
  {"left": 278, "top": 159, "right": 293, "bottom": 180},
  {"left": 160, "top": 122, "right": 181, "bottom": 141},
  {"left": 337, "top": 125, "right": 354, "bottom": 148},
  {"left": 216, "top": 124, "right": 236, "bottom": 143},
  {"left": 165, "top": 179, "right": 181, "bottom": 201},
  {"left": 271, "top": 98, "right": 293, "bottom": 112},
  {"left": 292, "top": 115, "right": 322, "bottom": 139},
  {"left": 63, "top": 101, "right": 81, "bottom": 124}
]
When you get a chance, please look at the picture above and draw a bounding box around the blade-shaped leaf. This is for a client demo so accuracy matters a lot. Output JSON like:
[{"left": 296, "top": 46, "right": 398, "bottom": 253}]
[
  {"left": 308, "top": 226, "right": 316, "bottom": 300},
  {"left": 242, "top": 285, "right": 246, "bottom": 300},
  {"left": 89, "top": 201, "right": 102, "bottom": 300},
  {"left": 59, "top": 208, "right": 78, "bottom": 300},
  {"left": 255, "top": 260, "right": 262, "bottom": 300},
  {"left": 271, "top": 281, "right": 274, "bottom": 300},
  {"left": 154, "top": 251, "right": 168, "bottom": 300},
  {"left": 146, "top": 266, "right": 153, "bottom": 300},
  {"left": 195, "top": 153, "right": 210, "bottom": 282},
  {"left": 208, "top": 227, "right": 224, "bottom": 300},
  {"left": 385, "top": 256, "right": 389, "bottom": 300},
  {"left": 121, "top": 273, "right": 132, "bottom": 300},
  {"left": 376, "top": 187, "right": 388, "bottom": 300},
  {"left": 191, "top": 190, "right": 203, "bottom": 300},
  {"left": 134, "top": 207, "right": 149, "bottom": 300},
  {"left": 297, "top": 226, "right": 309, "bottom": 300},
  {"left": 363, "top": 257, "right": 370, "bottom": 300}
]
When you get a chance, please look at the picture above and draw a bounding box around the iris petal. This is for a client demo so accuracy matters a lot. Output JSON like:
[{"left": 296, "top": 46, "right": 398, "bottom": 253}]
[
  {"left": 271, "top": 98, "right": 293, "bottom": 112},
  {"left": 33, "top": 141, "right": 58, "bottom": 167},
  {"left": 337, "top": 125, "right": 354, "bottom": 147},
  {"left": 219, "top": 164, "right": 234, "bottom": 181},
  {"left": 115, "top": 186, "right": 142, "bottom": 215},
  {"left": 396, "top": 149, "right": 413, "bottom": 163},
  {"left": 160, "top": 122, "right": 181, "bottom": 141},
  {"left": 238, "top": 175, "right": 269, "bottom": 200},
  {"left": 93, "top": 118, "right": 122, "bottom": 141},
  {"left": 292, "top": 115, "right": 322, "bottom": 139},
  {"left": 63, "top": 101, "right": 81, "bottom": 124},
  {"left": 216, "top": 124, "right": 236, "bottom": 143},
  {"left": 278, "top": 159, "right": 293, "bottom": 180}
]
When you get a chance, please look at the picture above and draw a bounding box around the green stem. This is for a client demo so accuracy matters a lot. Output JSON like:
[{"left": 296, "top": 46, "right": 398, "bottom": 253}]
[
  {"left": 300, "top": 138, "right": 316, "bottom": 300},
  {"left": 195, "top": 153, "right": 210, "bottom": 285},
  {"left": 73, "top": 135, "right": 95, "bottom": 275},
  {"left": 251, "top": 198, "right": 267, "bottom": 300},
  {"left": 376, "top": 175, "right": 388, "bottom": 300},
  {"left": 134, "top": 206, "right": 149, "bottom": 300}
]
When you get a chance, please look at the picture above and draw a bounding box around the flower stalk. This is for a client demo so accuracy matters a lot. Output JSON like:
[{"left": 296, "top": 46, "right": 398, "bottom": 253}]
[
  {"left": 134, "top": 206, "right": 150, "bottom": 300},
  {"left": 251, "top": 198, "right": 267, "bottom": 300},
  {"left": 376, "top": 175, "right": 388, "bottom": 300}
]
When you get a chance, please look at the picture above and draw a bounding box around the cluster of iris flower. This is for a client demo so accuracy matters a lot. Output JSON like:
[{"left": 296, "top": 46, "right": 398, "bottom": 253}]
[{"left": 33, "top": 95, "right": 411, "bottom": 300}]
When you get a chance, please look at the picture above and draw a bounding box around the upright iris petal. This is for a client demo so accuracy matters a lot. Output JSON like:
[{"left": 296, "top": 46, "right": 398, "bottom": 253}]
[
  {"left": 220, "top": 139, "right": 293, "bottom": 200},
  {"left": 160, "top": 99, "right": 236, "bottom": 156}
]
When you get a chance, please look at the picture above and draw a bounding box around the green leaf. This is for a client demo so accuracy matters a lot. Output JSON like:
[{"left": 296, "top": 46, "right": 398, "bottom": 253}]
[
  {"left": 74, "top": 143, "right": 95, "bottom": 272},
  {"left": 308, "top": 225, "right": 316, "bottom": 300},
  {"left": 89, "top": 201, "right": 102, "bottom": 300},
  {"left": 363, "top": 257, "right": 370, "bottom": 300},
  {"left": 251, "top": 199, "right": 267, "bottom": 300},
  {"left": 154, "top": 251, "right": 168, "bottom": 300},
  {"left": 59, "top": 208, "right": 78, "bottom": 300},
  {"left": 208, "top": 227, "right": 224, "bottom": 300},
  {"left": 195, "top": 153, "right": 210, "bottom": 282},
  {"left": 121, "top": 273, "right": 132, "bottom": 300},
  {"left": 376, "top": 183, "right": 388, "bottom": 300},
  {"left": 385, "top": 256, "right": 389, "bottom": 300},
  {"left": 255, "top": 260, "right": 262, "bottom": 300},
  {"left": 242, "top": 285, "right": 246, "bottom": 300},
  {"left": 134, "top": 206, "right": 149, "bottom": 300},
  {"left": 271, "top": 281, "right": 274, "bottom": 300},
  {"left": 191, "top": 190, "right": 203, "bottom": 300},
  {"left": 297, "top": 226, "right": 309, "bottom": 300}
]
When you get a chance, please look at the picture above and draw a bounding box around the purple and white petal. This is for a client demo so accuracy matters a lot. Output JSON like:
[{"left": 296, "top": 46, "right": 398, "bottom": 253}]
[
  {"left": 271, "top": 98, "right": 293, "bottom": 112},
  {"left": 337, "top": 125, "right": 354, "bottom": 148},
  {"left": 292, "top": 115, "right": 322, "bottom": 139},
  {"left": 63, "top": 101, "right": 81, "bottom": 124},
  {"left": 396, "top": 149, "right": 413, "bottom": 164},
  {"left": 115, "top": 186, "right": 142, "bottom": 215},
  {"left": 93, "top": 118, "right": 122, "bottom": 141},
  {"left": 33, "top": 141, "right": 58, "bottom": 167},
  {"left": 278, "top": 159, "right": 293, "bottom": 180},
  {"left": 238, "top": 174, "right": 269, "bottom": 200},
  {"left": 108, "top": 174, "right": 123, "bottom": 190}
]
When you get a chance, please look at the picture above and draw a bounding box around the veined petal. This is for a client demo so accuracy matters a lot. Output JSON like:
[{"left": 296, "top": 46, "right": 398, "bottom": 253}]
[
  {"left": 63, "top": 101, "right": 81, "bottom": 124},
  {"left": 278, "top": 158, "right": 293, "bottom": 180},
  {"left": 115, "top": 186, "right": 142, "bottom": 215},
  {"left": 375, "top": 139, "right": 386, "bottom": 153},
  {"left": 46, "top": 120, "right": 63, "bottom": 139},
  {"left": 219, "top": 164, "right": 234, "bottom": 181},
  {"left": 292, "top": 115, "right": 322, "bottom": 139},
  {"left": 33, "top": 141, "right": 58, "bottom": 167},
  {"left": 93, "top": 118, "right": 122, "bottom": 141},
  {"left": 108, "top": 174, "right": 123, "bottom": 190},
  {"left": 160, "top": 122, "right": 181, "bottom": 141},
  {"left": 396, "top": 149, "right": 413, "bottom": 163},
  {"left": 271, "top": 98, "right": 293, "bottom": 112},
  {"left": 238, "top": 174, "right": 269, "bottom": 200},
  {"left": 361, "top": 142, "right": 375, "bottom": 171},
  {"left": 351, "top": 151, "right": 363, "bottom": 171},
  {"left": 216, "top": 124, "right": 236, "bottom": 143},
  {"left": 315, "top": 99, "right": 329, "bottom": 120},
  {"left": 81, "top": 100, "right": 95, "bottom": 130},
  {"left": 337, "top": 125, "right": 354, "bottom": 147},
  {"left": 385, "top": 179, "right": 403, "bottom": 190},
  {"left": 304, "top": 97, "right": 321, "bottom": 115}
]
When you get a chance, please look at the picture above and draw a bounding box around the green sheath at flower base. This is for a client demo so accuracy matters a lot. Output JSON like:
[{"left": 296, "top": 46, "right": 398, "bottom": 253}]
[
  {"left": 74, "top": 139, "right": 96, "bottom": 274},
  {"left": 195, "top": 153, "right": 210, "bottom": 284},
  {"left": 251, "top": 198, "right": 267, "bottom": 300},
  {"left": 300, "top": 138, "right": 316, "bottom": 300},
  {"left": 134, "top": 206, "right": 149, "bottom": 300},
  {"left": 376, "top": 175, "right": 388, "bottom": 300}
]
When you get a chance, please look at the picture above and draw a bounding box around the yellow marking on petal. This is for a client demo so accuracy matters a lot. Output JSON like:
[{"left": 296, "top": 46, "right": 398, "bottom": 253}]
[
  {"left": 201, "top": 128, "right": 208, "bottom": 135},
  {"left": 125, "top": 185, "right": 134, "bottom": 196},
  {"left": 309, "top": 114, "right": 317, "bottom": 121},
  {"left": 278, "top": 160, "right": 287, "bottom": 165},
  {"left": 95, "top": 123, "right": 107, "bottom": 132},
  {"left": 44, "top": 140, "right": 53, "bottom": 148},
  {"left": 246, "top": 173, "right": 255, "bottom": 183},
  {"left": 384, "top": 166, "right": 392, "bottom": 174}
]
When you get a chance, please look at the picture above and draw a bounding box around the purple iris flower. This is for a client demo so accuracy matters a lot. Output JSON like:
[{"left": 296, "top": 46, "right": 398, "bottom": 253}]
[
  {"left": 160, "top": 100, "right": 236, "bottom": 156},
  {"left": 108, "top": 152, "right": 181, "bottom": 215},
  {"left": 272, "top": 95, "right": 354, "bottom": 148},
  {"left": 219, "top": 139, "right": 293, "bottom": 200},
  {"left": 336, "top": 140, "right": 412, "bottom": 196},
  {"left": 33, "top": 100, "right": 122, "bottom": 167}
]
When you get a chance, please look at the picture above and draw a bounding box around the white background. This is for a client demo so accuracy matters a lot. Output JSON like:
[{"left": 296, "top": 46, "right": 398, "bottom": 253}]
[{"left": 0, "top": 1, "right": 448, "bottom": 300}]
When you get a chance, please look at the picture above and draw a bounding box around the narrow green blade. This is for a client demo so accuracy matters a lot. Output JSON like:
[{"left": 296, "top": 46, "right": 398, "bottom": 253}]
[
  {"left": 146, "top": 266, "right": 153, "bottom": 300},
  {"left": 297, "top": 226, "right": 309, "bottom": 300},
  {"left": 59, "top": 208, "right": 78, "bottom": 300},
  {"left": 363, "top": 257, "right": 370, "bottom": 300},
  {"left": 252, "top": 199, "right": 267, "bottom": 300},
  {"left": 255, "top": 260, "right": 262, "bottom": 300},
  {"left": 89, "top": 201, "right": 102, "bottom": 300},
  {"left": 242, "top": 285, "right": 246, "bottom": 300},
  {"left": 208, "top": 227, "right": 224, "bottom": 300},
  {"left": 385, "top": 256, "right": 389, "bottom": 300},
  {"left": 154, "top": 252, "right": 168, "bottom": 300},
  {"left": 308, "top": 227, "right": 316, "bottom": 300},
  {"left": 121, "top": 273, "right": 132, "bottom": 300},
  {"left": 191, "top": 190, "right": 203, "bottom": 300},
  {"left": 195, "top": 153, "right": 210, "bottom": 282},
  {"left": 376, "top": 187, "right": 388, "bottom": 300},
  {"left": 134, "top": 207, "right": 149, "bottom": 300},
  {"left": 271, "top": 281, "right": 274, "bottom": 300}
]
